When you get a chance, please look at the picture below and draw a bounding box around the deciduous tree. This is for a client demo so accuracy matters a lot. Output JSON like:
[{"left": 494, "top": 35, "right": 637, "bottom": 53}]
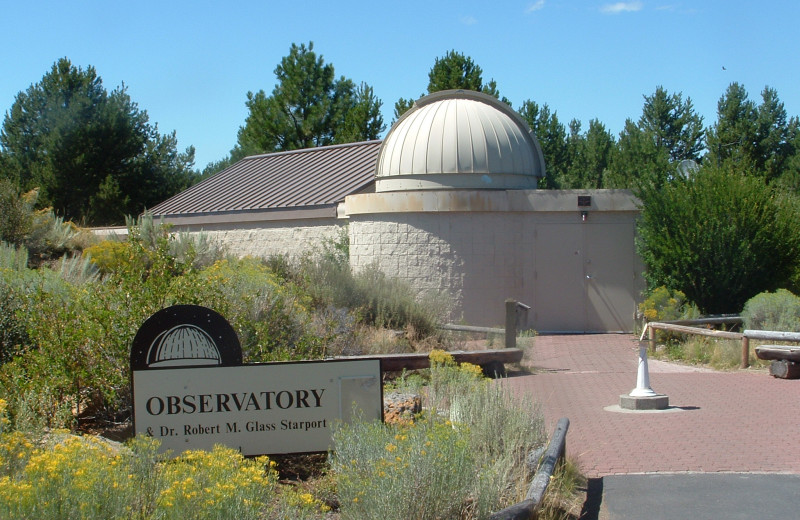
[{"left": 636, "top": 162, "right": 800, "bottom": 314}]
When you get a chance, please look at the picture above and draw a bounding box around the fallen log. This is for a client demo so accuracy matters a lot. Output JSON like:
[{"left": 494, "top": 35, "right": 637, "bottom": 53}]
[{"left": 769, "top": 360, "right": 800, "bottom": 379}]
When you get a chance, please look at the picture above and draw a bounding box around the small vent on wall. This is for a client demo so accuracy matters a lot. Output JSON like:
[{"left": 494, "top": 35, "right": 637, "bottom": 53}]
[{"left": 577, "top": 196, "right": 592, "bottom": 208}]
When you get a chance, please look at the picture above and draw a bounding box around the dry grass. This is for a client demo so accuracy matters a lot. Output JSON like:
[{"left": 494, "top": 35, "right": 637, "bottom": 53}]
[
  {"left": 537, "top": 457, "right": 587, "bottom": 520},
  {"left": 652, "top": 336, "right": 771, "bottom": 371}
]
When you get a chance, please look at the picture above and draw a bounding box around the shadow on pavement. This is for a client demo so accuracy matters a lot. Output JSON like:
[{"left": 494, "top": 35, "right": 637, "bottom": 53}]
[{"left": 579, "top": 477, "right": 603, "bottom": 520}]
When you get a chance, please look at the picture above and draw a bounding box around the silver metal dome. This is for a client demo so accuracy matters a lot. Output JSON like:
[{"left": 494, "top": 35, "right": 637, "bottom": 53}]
[{"left": 375, "top": 90, "right": 546, "bottom": 192}]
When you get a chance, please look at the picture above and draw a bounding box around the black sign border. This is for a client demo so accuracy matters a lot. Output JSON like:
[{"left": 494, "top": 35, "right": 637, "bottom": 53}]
[{"left": 130, "top": 304, "right": 242, "bottom": 371}]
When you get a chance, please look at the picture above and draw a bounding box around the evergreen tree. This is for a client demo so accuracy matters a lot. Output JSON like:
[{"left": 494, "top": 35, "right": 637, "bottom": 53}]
[
  {"left": 754, "top": 87, "right": 798, "bottom": 182},
  {"left": 0, "top": 58, "right": 196, "bottom": 225},
  {"left": 639, "top": 86, "right": 705, "bottom": 163},
  {"left": 706, "top": 83, "right": 798, "bottom": 184},
  {"left": 234, "top": 42, "right": 384, "bottom": 157},
  {"left": 706, "top": 82, "right": 758, "bottom": 169},
  {"left": 582, "top": 119, "right": 616, "bottom": 189},
  {"left": 427, "top": 50, "right": 485, "bottom": 93},
  {"left": 394, "top": 50, "right": 508, "bottom": 121},
  {"left": 517, "top": 100, "right": 567, "bottom": 188},
  {"left": 609, "top": 87, "right": 703, "bottom": 189},
  {"left": 609, "top": 119, "right": 668, "bottom": 189},
  {"left": 562, "top": 119, "right": 585, "bottom": 188}
]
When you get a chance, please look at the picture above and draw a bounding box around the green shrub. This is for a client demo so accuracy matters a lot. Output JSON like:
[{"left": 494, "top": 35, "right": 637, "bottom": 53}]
[
  {"left": 198, "top": 258, "right": 319, "bottom": 362},
  {"left": 126, "top": 214, "right": 224, "bottom": 270},
  {"left": 333, "top": 355, "right": 544, "bottom": 520},
  {"left": 300, "top": 255, "right": 444, "bottom": 340},
  {"left": 636, "top": 162, "right": 800, "bottom": 314},
  {"left": 742, "top": 289, "right": 800, "bottom": 332},
  {"left": 0, "top": 242, "right": 28, "bottom": 272},
  {"left": 639, "top": 286, "right": 699, "bottom": 323},
  {"left": 25, "top": 210, "right": 81, "bottom": 264},
  {"left": 0, "top": 180, "right": 33, "bottom": 246},
  {"left": 0, "top": 277, "right": 29, "bottom": 365}
]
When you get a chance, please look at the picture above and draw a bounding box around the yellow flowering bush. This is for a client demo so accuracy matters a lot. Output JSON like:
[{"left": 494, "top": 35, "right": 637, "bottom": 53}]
[
  {"left": 0, "top": 427, "right": 277, "bottom": 520},
  {"left": 274, "top": 487, "right": 332, "bottom": 519},
  {"left": 638, "top": 286, "right": 698, "bottom": 323},
  {"left": 0, "top": 434, "right": 134, "bottom": 519},
  {"left": 428, "top": 349, "right": 455, "bottom": 367},
  {"left": 156, "top": 446, "right": 276, "bottom": 520}
]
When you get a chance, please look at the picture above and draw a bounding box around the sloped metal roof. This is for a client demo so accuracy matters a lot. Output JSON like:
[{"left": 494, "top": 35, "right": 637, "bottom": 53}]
[{"left": 149, "top": 140, "right": 382, "bottom": 220}]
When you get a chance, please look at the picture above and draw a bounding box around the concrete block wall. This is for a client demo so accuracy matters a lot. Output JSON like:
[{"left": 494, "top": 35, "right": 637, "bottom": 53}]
[
  {"left": 187, "top": 219, "right": 344, "bottom": 259},
  {"left": 349, "top": 212, "right": 525, "bottom": 325}
]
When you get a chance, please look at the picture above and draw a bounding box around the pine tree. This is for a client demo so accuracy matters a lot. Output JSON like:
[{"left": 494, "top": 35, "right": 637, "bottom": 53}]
[
  {"left": 235, "top": 42, "right": 384, "bottom": 156},
  {"left": 393, "top": 50, "right": 508, "bottom": 121},
  {"left": 0, "top": 58, "right": 196, "bottom": 225}
]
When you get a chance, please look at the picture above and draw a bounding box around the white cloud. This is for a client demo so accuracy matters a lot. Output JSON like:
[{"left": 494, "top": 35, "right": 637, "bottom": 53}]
[
  {"left": 526, "top": 0, "right": 545, "bottom": 13},
  {"left": 600, "top": 1, "right": 643, "bottom": 14},
  {"left": 460, "top": 15, "right": 478, "bottom": 25}
]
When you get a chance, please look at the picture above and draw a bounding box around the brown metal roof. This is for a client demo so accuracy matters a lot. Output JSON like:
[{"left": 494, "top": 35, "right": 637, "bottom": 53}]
[{"left": 149, "top": 140, "right": 381, "bottom": 219}]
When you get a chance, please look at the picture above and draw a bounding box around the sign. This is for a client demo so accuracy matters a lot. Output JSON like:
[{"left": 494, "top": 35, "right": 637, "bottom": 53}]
[{"left": 131, "top": 305, "right": 382, "bottom": 456}]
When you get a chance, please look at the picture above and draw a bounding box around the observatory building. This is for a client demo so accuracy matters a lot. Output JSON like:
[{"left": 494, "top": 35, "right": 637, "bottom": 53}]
[{"left": 149, "top": 90, "right": 643, "bottom": 332}]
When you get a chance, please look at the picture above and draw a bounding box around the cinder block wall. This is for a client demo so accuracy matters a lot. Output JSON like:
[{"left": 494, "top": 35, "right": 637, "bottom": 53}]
[
  {"left": 349, "top": 212, "right": 524, "bottom": 326},
  {"left": 175, "top": 219, "right": 344, "bottom": 259}
]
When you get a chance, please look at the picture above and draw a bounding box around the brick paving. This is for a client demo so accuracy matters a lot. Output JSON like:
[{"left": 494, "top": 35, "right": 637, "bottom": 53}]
[{"left": 505, "top": 334, "right": 800, "bottom": 478}]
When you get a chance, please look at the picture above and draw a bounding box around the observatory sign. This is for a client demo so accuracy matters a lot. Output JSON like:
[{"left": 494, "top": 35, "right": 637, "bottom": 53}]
[{"left": 131, "top": 305, "right": 381, "bottom": 456}]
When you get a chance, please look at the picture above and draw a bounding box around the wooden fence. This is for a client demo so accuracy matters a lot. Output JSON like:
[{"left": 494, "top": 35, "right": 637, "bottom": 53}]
[
  {"left": 641, "top": 318, "right": 800, "bottom": 369},
  {"left": 440, "top": 299, "right": 531, "bottom": 350},
  {"left": 489, "top": 417, "right": 570, "bottom": 520}
]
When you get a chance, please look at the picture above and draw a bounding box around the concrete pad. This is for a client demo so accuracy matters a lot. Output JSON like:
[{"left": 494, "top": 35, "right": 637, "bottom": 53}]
[{"left": 604, "top": 404, "right": 685, "bottom": 414}]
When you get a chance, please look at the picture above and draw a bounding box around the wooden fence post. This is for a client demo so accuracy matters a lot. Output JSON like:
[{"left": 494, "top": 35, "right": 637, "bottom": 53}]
[
  {"left": 505, "top": 299, "right": 517, "bottom": 350},
  {"left": 741, "top": 336, "right": 750, "bottom": 369}
]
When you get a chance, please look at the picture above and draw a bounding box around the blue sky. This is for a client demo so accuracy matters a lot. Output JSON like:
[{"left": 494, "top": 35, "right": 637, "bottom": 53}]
[{"left": 2, "top": 1, "right": 798, "bottom": 169}]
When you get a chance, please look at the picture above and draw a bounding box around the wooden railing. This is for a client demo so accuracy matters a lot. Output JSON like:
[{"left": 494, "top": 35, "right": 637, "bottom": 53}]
[
  {"left": 641, "top": 317, "right": 800, "bottom": 369},
  {"left": 489, "top": 417, "right": 570, "bottom": 520},
  {"left": 441, "top": 299, "right": 531, "bottom": 350}
]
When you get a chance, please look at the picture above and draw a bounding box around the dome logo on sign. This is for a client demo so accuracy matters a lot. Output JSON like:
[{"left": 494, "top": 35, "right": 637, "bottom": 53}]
[
  {"left": 130, "top": 305, "right": 242, "bottom": 370},
  {"left": 147, "top": 324, "right": 221, "bottom": 367}
]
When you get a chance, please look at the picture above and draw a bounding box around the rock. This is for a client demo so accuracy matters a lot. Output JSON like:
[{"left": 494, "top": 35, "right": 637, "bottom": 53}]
[{"left": 383, "top": 392, "right": 422, "bottom": 425}]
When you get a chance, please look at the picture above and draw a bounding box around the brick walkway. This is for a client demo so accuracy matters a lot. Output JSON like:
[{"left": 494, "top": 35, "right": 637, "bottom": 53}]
[{"left": 505, "top": 334, "right": 800, "bottom": 478}]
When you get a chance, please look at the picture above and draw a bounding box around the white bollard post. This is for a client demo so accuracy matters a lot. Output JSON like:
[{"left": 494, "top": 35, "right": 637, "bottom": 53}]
[
  {"left": 618, "top": 341, "right": 669, "bottom": 410},
  {"left": 628, "top": 343, "right": 658, "bottom": 397}
]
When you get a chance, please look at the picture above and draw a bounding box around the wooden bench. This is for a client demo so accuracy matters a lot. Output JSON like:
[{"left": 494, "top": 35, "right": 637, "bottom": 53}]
[
  {"left": 755, "top": 345, "right": 800, "bottom": 379},
  {"left": 333, "top": 348, "right": 524, "bottom": 377}
]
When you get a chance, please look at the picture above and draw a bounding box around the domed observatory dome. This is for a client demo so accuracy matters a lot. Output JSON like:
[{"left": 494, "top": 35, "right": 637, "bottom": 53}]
[{"left": 376, "top": 90, "right": 546, "bottom": 192}]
